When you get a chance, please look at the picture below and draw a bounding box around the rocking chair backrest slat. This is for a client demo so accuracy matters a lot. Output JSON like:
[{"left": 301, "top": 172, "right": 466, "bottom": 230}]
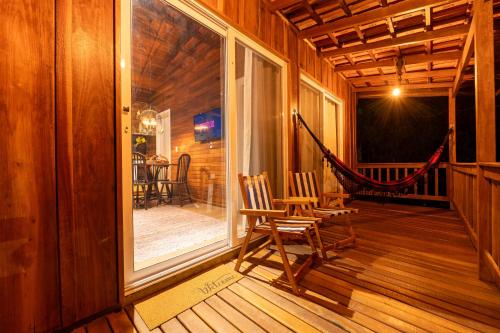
[
  {"left": 239, "top": 173, "right": 274, "bottom": 225},
  {"left": 290, "top": 171, "right": 320, "bottom": 209}
]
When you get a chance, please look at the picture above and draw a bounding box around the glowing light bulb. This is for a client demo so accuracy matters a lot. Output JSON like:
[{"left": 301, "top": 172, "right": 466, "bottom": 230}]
[
  {"left": 120, "top": 58, "right": 126, "bottom": 69},
  {"left": 392, "top": 87, "right": 401, "bottom": 97}
]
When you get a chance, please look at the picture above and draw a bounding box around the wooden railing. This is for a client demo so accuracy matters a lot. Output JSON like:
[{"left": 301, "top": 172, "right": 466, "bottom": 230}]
[
  {"left": 450, "top": 163, "right": 478, "bottom": 247},
  {"left": 478, "top": 163, "right": 500, "bottom": 286},
  {"left": 356, "top": 162, "right": 449, "bottom": 201},
  {"left": 451, "top": 162, "right": 500, "bottom": 287}
]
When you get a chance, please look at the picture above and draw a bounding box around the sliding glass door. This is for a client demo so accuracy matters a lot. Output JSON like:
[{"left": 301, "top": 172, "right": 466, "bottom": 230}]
[
  {"left": 235, "top": 42, "right": 285, "bottom": 236},
  {"left": 122, "top": 0, "right": 229, "bottom": 289},
  {"left": 121, "top": 0, "right": 288, "bottom": 289}
]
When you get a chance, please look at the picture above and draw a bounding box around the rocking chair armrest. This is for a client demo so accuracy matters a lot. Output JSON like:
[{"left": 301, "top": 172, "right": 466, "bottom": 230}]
[
  {"left": 322, "top": 192, "right": 350, "bottom": 199},
  {"left": 273, "top": 220, "right": 314, "bottom": 228},
  {"left": 282, "top": 215, "right": 322, "bottom": 222},
  {"left": 239, "top": 209, "right": 287, "bottom": 218},
  {"left": 272, "top": 197, "right": 317, "bottom": 205}
]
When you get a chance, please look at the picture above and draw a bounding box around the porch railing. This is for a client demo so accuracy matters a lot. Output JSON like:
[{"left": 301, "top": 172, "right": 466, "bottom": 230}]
[
  {"left": 478, "top": 163, "right": 500, "bottom": 285},
  {"left": 356, "top": 162, "right": 449, "bottom": 201},
  {"left": 450, "top": 163, "right": 478, "bottom": 247},
  {"left": 451, "top": 162, "right": 500, "bottom": 286}
]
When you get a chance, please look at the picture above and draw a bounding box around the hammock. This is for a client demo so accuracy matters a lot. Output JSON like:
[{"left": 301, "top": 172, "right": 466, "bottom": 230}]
[{"left": 295, "top": 112, "right": 452, "bottom": 195}]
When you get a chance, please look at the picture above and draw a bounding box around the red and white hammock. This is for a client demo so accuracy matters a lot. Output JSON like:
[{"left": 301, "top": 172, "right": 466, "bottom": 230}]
[{"left": 295, "top": 112, "right": 452, "bottom": 195}]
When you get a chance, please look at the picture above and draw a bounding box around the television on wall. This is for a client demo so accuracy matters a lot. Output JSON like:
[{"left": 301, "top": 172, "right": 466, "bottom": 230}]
[{"left": 194, "top": 108, "right": 222, "bottom": 143}]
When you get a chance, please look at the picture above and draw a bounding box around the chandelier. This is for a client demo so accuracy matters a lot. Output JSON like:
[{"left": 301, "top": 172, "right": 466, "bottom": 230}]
[{"left": 131, "top": 102, "right": 157, "bottom": 135}]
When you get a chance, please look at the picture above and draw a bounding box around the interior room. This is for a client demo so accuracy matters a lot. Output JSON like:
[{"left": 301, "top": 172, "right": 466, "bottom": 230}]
[
  {"left": 129, "top": 0, "right": 227, "bottom": 269},
  {"left": 2, "top": 0, "right": 500, "bottom": 332}
]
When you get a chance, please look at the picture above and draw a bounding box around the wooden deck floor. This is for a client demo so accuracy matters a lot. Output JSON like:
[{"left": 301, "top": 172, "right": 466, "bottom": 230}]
[{"left": 75, "top": 201, "right": 500, "bottom": 333}]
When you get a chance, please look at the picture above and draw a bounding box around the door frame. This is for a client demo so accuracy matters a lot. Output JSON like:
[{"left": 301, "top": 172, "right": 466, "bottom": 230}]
[{"left": 120, "top": 0, "right": 289, "bottom": 293}]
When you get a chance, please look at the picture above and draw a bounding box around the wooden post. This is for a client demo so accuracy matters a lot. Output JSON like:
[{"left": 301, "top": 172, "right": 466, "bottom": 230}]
[
  {"left": 473, "top": 0, "right": 496, "bottom": 282},
  {"left": 448, "top": 89, "right": 456, "bottom": 207}
]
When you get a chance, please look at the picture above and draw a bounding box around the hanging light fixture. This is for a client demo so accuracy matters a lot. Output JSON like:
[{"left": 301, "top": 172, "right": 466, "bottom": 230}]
[
  {"left": 392, "top": 56, "right": 404, "bottom": 97},
  {"left": 138, "top": 21, "right": 159, "bottom": 135},
  {"left": 139, "top": 107, "right": 158, "bottom": 134}
]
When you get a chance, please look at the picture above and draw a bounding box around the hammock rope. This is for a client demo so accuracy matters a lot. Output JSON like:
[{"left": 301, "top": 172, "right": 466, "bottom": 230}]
[{"left": 295, "top": 112, "right": 452, "bottom": 195}]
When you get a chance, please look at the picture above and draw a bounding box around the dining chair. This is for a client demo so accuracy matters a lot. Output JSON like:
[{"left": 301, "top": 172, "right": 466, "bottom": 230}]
[
  {"left": 161, "top": 153, "right": 193, "bottom": 206},
  {"left": 132, "top": 152, "right": 155, "bottom": 209}
]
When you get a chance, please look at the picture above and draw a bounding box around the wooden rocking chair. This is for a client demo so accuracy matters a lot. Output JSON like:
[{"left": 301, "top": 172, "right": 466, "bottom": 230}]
[
  {"left": 289, "top": 171, "right": 358, "bottom": 255},
  {"left": 235, "top": 172, "right": 325, "bottom": 294}
]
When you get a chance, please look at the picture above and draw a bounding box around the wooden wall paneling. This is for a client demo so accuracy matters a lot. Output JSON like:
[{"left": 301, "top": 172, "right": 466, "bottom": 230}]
[
  {"left": 0, "top": 1, "right": 60, "bottom": 332},
  {"left": 151, "top": 52, "right": 225, "bottom": 206},
  {"left": 313, "top": 52, "right": 320, "bottom": 83},
  {"left": 243, "top": 0, "right": 259, "bottom": 37},
  {"left": 258, "top": 2, "right": 271, "bottom": 47},
  {"left": 56, "top": 0, "right": 118, "bottom": 325},
  {"left": 223, "top": 0, "right": 237, "bottom": 20}
]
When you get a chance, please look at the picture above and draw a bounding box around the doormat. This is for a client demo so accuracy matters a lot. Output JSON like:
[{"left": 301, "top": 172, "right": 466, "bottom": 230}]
[{"left": 134, "top": 264, "right": 242, "bottom": 329}]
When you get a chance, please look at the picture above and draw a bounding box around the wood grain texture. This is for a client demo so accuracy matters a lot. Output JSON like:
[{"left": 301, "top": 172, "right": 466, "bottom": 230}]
[
  {"left": 69, "top": 201, "right": 500, "bottom": 332},
  {"left": 0, "top": 1, "right": 60, "bottom": 332},
  {"left": 56, "top": 0, "right": 118, "bottom": 325}
]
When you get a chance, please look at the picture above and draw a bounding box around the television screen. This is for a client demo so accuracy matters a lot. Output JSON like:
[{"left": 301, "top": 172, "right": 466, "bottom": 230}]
[{"left": 194, "top": 108, "right": 222, "bottom": 143}]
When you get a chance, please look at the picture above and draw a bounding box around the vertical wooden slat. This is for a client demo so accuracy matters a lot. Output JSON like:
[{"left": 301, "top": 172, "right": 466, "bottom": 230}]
[
  {"left": 435, "top": 168, "right": 439, "bottom": 195},
  {"left": 57, "top": 0, "right": 118, "bottom": 324},
  {"left": 491, "top": 182, "right": 499, "bottom": 266},
  {"left": 0, "top": 1, "right": 60, "bottom": 331},
  {"left": 413, "top": 169, "right": 418, "bottom": 195},
  {"left": 424, "top": 173, "right": 429, "bottom": 195}
]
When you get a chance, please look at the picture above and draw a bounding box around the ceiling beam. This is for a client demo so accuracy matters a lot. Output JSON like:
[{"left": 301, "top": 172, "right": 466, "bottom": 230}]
[
  {"left": 353, "top": 82, "right": 453, "bottom": 92},
  {"left": 297, "top": 0, "right": 454, "bottom": 39},
  {"left": 323, "top": 25, "right": 469, "bottom": 58},
  {"left": 338, "top": 0, "right": 352, "bottom": 16},
  {"left": 348, "top": 69, "right": 456, "bottom": 84},
  {"left": 268, "top": 0, "right": 302, "bottom": 11},
  {"left": 302, "top": 0, "right": 323, "bottom": 25},
  {"left": 452, "top": 19, "right": 475, "bottom": 96},
  {"left": 333, "top": 51, "right": 461, "bottom": 72},
  {"left": 404, "top": 51, "right": 462, "bottom": 65},
  {"left": 358, "top": 89, "right": 449, "bottom": 98}
]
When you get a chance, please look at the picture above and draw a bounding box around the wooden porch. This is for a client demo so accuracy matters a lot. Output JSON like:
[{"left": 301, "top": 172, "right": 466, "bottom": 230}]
[{"left": 77, "top": 201, "right": 500, "bottom": 333}]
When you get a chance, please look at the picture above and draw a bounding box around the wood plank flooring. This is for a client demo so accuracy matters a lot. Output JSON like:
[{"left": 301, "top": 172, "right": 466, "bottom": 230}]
[{"left": 76, "top": 201, "right": 500, "bottom": 332}]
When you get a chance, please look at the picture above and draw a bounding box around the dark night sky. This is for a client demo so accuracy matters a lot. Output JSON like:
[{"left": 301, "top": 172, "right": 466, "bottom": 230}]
[{"left": 356, "top": 97, "right": 450, "bottom": 163}]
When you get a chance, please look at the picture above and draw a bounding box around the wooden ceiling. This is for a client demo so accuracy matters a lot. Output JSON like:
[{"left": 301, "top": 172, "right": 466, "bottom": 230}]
[
  {"left": 269, "top": 0, "right": 500, "bottom": 96},
  {"left": 132, "top": 0, "right": 221, "bottom": 103}
]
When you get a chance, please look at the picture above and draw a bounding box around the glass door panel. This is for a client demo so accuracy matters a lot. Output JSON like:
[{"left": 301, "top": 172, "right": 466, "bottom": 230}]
[
  {"left": 235, "top": 42, "right": 283, "bottom": 236},
  {"left": 126, "top": 0, "right": 228, "bottom": 274}
]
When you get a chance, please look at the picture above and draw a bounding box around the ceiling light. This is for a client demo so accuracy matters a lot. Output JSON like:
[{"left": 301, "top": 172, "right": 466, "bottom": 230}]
[{"left": 392, "top": 87, "right": 401, "bottom": 97}]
